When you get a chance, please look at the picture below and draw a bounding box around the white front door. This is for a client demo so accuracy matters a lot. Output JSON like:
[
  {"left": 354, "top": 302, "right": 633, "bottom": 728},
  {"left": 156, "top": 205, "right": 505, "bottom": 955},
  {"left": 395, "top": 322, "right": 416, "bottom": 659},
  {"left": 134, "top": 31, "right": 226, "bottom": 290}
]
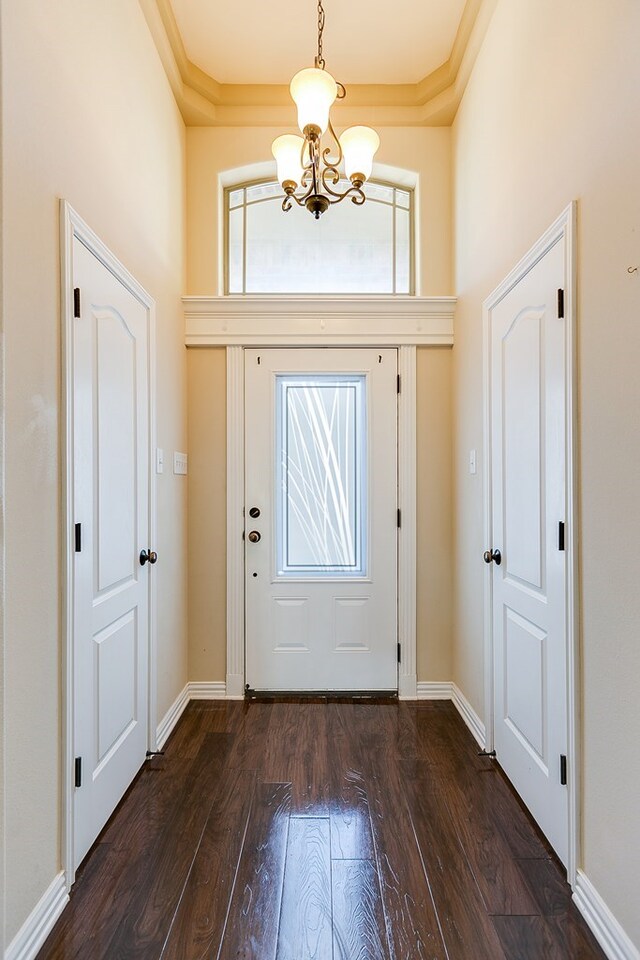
[
  {"left": 72, "top": 236, "right": 152, "bottom": 869},
  {"left": 245, "top": 349, "right": 398, "bottom": 692},
  {"left": 488, "top": 236, "right": 568, "bottom": 864}
]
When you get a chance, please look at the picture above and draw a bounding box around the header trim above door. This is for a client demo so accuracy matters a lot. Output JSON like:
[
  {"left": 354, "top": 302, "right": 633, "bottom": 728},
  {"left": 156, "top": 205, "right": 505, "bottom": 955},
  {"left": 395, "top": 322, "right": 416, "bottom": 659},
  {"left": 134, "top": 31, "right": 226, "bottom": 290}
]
[{"left": 184, "top": 296, "right": 456, "bottom": 346}]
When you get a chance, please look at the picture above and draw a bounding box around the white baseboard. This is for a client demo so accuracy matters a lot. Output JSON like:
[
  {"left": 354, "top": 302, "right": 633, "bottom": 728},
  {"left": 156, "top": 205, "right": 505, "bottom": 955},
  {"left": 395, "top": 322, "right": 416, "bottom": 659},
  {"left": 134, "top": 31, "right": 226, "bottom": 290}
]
[
  {"left": 6, "top": 872, "right": 69, "bottom": 960},
  {"left": 156, "top": 683, "right": 190, "bottom": 750},
  {"left": 188, "top": 681, "right": 227, "bottom": 700},
  {"left": 451, "top": 683, "right": 486, "bottom": 748},
  {"left": 415, "top": 681, "right": 486, "bottom": 748},
  {"left": 573, "top": 870, "right": 640, "bottom": 960},
  {"left": 416, "top": 681, "right": 453, "bottom": 700}
]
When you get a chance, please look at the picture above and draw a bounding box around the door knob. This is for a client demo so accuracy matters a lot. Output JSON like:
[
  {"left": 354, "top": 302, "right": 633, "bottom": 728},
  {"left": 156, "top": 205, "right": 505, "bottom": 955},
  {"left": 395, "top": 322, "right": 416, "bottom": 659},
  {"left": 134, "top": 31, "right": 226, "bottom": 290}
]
[
  {"left": 483, "top": 549, "right": 502, "bottom": 566},
  {"left": 247, "top": 530, "right": 261, "bottom": 543},
  {"left": 140, "top": 549, "right": 158, "bottom": 565}
]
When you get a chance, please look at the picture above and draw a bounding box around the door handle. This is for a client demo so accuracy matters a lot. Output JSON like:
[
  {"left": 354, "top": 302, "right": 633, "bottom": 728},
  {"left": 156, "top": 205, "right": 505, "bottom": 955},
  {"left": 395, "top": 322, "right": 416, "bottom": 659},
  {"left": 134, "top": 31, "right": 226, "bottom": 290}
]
[
  {"left": 140, "top": 549, "right": 158, "bottom": 565},
  {"left": 483, "top": 549, "right": 502, "bottom": 566},
  {"left": 247, "top": 530, "right": 261, "bottom": 543}
]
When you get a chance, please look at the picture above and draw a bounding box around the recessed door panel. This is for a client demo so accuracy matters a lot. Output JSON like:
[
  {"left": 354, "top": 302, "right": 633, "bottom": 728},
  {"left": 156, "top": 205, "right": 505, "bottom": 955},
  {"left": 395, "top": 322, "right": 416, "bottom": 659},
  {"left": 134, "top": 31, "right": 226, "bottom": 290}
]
[
  {"left": 502, "top": 310, "right": 544, "bottom": 592},
  {"left": 95, "top": 312, "right": 137, "bottom": 594}
]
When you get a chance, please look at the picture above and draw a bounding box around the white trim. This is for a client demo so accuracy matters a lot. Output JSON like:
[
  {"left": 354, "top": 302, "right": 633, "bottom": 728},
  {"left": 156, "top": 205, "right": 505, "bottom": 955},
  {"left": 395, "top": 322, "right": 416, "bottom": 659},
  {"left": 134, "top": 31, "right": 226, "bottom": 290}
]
[
  {"left": 188, "top": 681, "right": 230, "bottom": 700},
  {"left": 60, "top": 200, "right": 157, "bottom": 888},
  {"left": 156, "top": 684, "right": 190, "bottom": 750},
  {"left": 184, "top": 296, "right": 456, "bottom": 346},
  {"left": 451, "top": 682, "right": 486, "bottom": 748},
  {"left": 226, "top": 344, "right": 419, "bottom": 698},
  {"left": 416, "top": 681, "right": 453, "bottom": 700},
  {"left": 5, "top": 872, "right": 68, "bottom": 960},
  {"left": 573, "top": 871, "right": 640, "bottom": 960},
  {"left": 482, "top": 201, "right": 579, "bottom": 882},
  {"left": 415, "top": 681, "right": 486, "bottom": 746},
  {"left": 226, "top": 346, "right": 245, "bottom": 699},
  {"left": 398, "top": 346, "right": 417, "bottom": 699}
]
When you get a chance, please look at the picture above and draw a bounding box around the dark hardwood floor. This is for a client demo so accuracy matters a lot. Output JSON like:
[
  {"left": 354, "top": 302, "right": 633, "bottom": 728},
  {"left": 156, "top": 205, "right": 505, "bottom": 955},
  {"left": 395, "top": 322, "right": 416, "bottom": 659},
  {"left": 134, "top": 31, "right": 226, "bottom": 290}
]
[{"left": 38, "top": 700, "right": 605, "bottom": 959}]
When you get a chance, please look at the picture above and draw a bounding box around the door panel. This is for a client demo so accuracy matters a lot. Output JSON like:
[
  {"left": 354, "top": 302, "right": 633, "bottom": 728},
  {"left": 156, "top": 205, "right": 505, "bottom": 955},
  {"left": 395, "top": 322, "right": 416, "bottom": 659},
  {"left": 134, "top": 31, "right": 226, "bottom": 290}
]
[
  {"left": 490, "top": 237, "right": 568, "bottom": 865},
  {"left": 73, "top": 237, "right": 150, "bottom": 869},
  {"left": 245, "top": 349, "right": 397, "bottom": 692}
]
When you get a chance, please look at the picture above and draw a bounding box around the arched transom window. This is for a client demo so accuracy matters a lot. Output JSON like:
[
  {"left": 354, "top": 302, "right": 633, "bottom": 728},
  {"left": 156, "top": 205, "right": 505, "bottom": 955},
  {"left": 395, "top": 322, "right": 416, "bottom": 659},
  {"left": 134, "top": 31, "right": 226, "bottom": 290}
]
[{"left": 225, "top": 179, "right": 414, "bottom": 295}]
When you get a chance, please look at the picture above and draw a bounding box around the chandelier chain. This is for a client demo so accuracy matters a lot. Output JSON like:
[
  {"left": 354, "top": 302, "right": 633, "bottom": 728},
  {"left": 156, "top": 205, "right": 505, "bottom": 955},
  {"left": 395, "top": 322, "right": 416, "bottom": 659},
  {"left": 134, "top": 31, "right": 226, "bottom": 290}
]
[{"left": 316, "top": 0, "right": 326, "bottom": 69}]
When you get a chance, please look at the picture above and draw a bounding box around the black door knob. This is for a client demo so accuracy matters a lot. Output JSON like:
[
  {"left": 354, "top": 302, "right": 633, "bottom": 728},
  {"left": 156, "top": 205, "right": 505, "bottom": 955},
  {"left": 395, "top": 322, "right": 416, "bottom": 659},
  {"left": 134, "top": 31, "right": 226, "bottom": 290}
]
[
  {"left": 247, "top": 530, "right": 261, "bottom": 543},
  {"left": 140, "top": 549, "right": 158, "bottom": 566},
  {"left": 483, "top": 549, "right": 502, "bottom": 566}
]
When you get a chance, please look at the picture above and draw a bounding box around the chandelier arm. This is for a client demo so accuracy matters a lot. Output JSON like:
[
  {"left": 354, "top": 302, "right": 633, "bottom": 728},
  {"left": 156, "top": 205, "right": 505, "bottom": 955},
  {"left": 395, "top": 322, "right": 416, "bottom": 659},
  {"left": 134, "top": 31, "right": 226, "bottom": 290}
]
[
  {"left": 320, "top": 164, "right": 343, "bottom": 196},
  {"left": 321, "top": 115, "right": 343, "bottom": 169},
  {"left": 323, "top": 183, "right": 366, "bottom": 206}
]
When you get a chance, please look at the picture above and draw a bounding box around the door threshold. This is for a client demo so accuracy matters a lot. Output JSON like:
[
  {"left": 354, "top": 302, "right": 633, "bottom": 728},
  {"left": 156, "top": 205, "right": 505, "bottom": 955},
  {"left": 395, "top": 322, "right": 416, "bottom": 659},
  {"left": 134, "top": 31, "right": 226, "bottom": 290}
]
[{"left": 244, "top": 689, "right": 398, "bottom": 703}]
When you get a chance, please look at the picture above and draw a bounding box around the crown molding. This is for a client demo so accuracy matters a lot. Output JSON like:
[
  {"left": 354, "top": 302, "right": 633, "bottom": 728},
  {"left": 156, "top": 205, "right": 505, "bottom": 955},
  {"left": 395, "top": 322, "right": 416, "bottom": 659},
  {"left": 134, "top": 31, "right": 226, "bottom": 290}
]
[{"left": 139, "top": 0, "right": 497, "bottom": 127}]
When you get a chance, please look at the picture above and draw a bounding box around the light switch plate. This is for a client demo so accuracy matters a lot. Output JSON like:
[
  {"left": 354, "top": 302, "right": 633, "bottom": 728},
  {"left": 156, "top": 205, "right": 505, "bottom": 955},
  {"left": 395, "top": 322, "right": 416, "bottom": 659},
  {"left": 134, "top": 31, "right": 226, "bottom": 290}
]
[
  {"left": 156, "top": 448, "right": 164, "bottom": 474},
  {"left": 173, "top": 452, "right": 188, "bottom": 475}
]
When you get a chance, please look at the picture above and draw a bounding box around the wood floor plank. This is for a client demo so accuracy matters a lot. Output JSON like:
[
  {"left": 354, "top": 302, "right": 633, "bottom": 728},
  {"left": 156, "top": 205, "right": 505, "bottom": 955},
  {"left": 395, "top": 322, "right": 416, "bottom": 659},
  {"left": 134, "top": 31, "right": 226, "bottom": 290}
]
[
  {"left": 218, "top": 781, "right": 292, "bottom": 960},
  {"left": 406, "top": 782, "right": 508, "bottom": 960},
  {"left": 365, "top": 769, "right": 447, "bottom": 959},
  {"left": 276, "top": 818, "right": 333, "bottom": 960},
  {"left": 105, "top": 733, "right": 235, "bottom": 960},
  {"left": 160, "top": 767, "right": 256, "bottom": 960},
  {"left": 331, "top": 860, "right": 389, "bottom": 960},
  {"left": 328, "top": 705, "right": 374, "bottom": 860},
  {"left": 493, "top": 914, "right": 606, "bottom": 959},
  {"left": 433, "top": 768, "right": 541, "bottom": 916}
]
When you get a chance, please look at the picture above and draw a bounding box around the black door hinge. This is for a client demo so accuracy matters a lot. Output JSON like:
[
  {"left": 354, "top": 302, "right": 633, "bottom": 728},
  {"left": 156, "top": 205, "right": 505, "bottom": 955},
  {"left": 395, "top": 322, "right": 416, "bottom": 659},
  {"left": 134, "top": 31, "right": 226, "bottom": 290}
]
[
  {"left": 397, "top": 374, "right": 401, "bottom": 394},
  {"left": 397, "top": 509, "right": 401, "bottom": 528},
  {"left": 73, "top": 287, "right": 81, "bottom": 319},
  {"left": 558, "top": 521, "right": 565, "bottom": 551},
  {"left": 397, "top": 642, "right": 401, "bottom": 664},
  {"left": 557, "top": 288, "right": 565, "bottom": 319},
  {"left": 75, "top": 757, "right": 82, "bottom": 788},
  {"left": 75, "top": 522, "right": 82, "bottom": 553},
  {"left": 560, "top": 754, "right": 567, "bottom": 786}
]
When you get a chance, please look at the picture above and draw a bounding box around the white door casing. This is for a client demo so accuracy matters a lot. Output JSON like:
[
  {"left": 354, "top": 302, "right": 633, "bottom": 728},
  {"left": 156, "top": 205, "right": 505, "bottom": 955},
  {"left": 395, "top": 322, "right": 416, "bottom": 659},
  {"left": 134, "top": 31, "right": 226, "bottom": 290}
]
[
  {"left": 483, "top": 203, "right": 578, "bottom": 878},
  {"left": 245, "top": 349, "right": 398, "bottom": 692},
  {"left": 62, "top": 202, "right": 157, "bottom": 882}
]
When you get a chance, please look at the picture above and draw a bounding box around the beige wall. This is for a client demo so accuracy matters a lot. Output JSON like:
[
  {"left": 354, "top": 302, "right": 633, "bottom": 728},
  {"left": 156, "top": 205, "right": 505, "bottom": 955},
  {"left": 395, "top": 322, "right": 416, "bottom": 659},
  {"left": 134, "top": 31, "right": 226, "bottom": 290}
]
[
  {"left": 185, "top": 126, "right": 454, "bottom": 685},
  {"left": 1, "top": 0, "right": 187, "bottom": 943},
  {"left": 187, "top": 347, "right": 227, "bottom": 681},
  {"left": 452, "top": 0, "right": 640, "bottom": 946}
]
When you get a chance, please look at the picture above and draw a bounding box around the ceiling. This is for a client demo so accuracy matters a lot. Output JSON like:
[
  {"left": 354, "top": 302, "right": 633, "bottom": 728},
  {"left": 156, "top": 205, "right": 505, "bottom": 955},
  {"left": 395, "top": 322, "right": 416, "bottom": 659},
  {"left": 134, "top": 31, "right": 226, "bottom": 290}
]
[{"left": 168, "top": 0, "right": 468, "bottom": 86}]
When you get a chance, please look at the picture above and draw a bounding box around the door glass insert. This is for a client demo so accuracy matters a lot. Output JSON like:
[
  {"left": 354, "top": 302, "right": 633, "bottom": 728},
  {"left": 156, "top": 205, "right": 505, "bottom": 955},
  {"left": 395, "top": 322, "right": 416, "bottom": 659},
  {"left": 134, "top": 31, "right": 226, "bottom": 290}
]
[{"left": 276, "top": 374, "right": 367, "bottom": 577}]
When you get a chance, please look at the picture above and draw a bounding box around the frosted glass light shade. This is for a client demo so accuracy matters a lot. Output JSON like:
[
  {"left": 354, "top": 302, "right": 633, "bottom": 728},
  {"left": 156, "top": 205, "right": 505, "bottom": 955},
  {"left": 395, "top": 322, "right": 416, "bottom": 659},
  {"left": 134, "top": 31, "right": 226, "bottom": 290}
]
[
  {"left": 340, "top": 126, "right": 380, "bottom": 182},
  {"left": 272, "top": 134, "right": 304, "bottom": 187},
  {"left": 290, "top": 67, "right": 337, "bottom": 134}
]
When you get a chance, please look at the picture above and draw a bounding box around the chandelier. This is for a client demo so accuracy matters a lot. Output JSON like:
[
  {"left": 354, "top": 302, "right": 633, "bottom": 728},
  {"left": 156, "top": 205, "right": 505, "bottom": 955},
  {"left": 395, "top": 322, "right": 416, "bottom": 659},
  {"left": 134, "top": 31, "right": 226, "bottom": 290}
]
[{"left": 271, "top": 0, "right": 380, "bottom": 219}]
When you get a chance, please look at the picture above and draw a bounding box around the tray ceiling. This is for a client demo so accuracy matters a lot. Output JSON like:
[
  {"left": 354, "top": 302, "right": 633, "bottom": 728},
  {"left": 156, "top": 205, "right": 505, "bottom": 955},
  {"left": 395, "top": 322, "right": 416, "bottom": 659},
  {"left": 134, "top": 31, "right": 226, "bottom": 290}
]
[{"left": 169, "top": 0, "right": 468, "bottom": 85}]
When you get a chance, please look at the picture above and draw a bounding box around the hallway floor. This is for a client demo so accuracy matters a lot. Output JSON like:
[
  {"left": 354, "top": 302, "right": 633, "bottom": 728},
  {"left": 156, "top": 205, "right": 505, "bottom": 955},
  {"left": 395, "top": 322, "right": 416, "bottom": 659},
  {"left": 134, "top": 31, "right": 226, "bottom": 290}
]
[{"left": 39, "top": 699, "right": 605, "bottom": 959}]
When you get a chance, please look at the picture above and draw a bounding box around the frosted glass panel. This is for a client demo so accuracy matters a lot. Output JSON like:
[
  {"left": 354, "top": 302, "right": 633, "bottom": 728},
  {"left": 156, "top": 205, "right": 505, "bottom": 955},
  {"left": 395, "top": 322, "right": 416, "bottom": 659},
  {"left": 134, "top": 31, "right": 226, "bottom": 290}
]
[
  {"left": 276, "top": 375, "right": 366, "bottom": 577},
  {"left": 225, "top": 179, "right": 413, "bottom": 294},
  {"left": 245, "top": 196, "right": 393, "bottom": 294}
]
